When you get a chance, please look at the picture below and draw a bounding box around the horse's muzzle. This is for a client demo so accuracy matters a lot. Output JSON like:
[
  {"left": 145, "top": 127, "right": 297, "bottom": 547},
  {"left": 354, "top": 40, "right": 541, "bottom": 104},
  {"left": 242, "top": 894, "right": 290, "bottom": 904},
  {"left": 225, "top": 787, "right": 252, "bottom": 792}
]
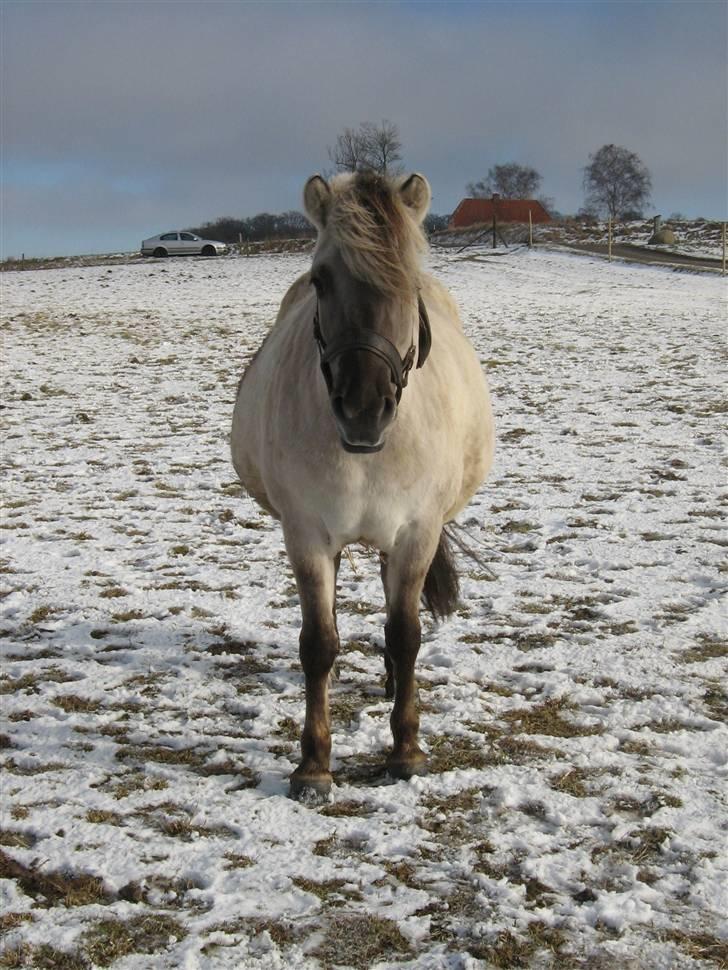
[{"left": 330, "top": 390, "right": 396, "bottom": 453}]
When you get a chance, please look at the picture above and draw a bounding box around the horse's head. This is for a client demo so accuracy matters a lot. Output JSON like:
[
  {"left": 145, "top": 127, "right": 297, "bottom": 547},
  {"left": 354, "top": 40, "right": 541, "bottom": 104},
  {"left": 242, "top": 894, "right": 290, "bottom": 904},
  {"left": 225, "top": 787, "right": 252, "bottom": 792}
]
[{"left": 303, "top": 171, "right": 432, "bottom": 454}]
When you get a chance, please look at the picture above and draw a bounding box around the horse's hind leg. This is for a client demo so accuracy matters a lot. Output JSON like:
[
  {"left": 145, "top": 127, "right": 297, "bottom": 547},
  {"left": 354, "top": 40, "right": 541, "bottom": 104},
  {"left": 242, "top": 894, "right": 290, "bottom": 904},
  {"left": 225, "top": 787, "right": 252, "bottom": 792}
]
[
  {"left": 286, "top": 536, "right": 339, "bottom": 799},
  {"left": 382, "top": 531, "right": 438, "bottom": 779}
]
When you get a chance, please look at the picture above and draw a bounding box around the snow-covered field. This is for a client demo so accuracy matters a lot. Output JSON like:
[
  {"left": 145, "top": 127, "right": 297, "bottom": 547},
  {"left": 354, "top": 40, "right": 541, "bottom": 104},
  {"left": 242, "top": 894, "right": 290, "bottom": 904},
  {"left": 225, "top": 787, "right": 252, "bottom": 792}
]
[{"left": 1, "top": 250, "right": 726, "bottom": 969}]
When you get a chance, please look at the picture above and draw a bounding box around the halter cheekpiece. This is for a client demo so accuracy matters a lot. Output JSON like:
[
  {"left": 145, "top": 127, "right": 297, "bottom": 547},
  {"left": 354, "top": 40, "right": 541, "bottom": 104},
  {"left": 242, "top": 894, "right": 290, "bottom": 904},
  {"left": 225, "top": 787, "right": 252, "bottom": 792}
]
[{"left": 313, "top": 295, "right": 431, "bottom": 404}]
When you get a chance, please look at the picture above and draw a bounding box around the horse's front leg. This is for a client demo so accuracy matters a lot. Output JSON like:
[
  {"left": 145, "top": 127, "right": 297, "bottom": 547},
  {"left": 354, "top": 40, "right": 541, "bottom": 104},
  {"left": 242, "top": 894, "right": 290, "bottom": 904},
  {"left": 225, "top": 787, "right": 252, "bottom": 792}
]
[
  {"left": 286, "top": 537, "right": 339, "bottom": 799},
  {"left": 382, "top": 532, "right": 439, "bottom": 779}
]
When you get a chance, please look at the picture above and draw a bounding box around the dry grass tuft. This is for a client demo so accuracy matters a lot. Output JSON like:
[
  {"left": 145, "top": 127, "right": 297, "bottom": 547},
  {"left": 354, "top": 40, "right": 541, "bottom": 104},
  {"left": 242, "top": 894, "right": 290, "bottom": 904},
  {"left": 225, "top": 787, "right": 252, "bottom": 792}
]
[
  {"left": 0, "top": 913, "right": 33, "bottom": 936},
  {"left": 502, "top": 697, "right": 602, "bottom": 738},
  {"left": 81, "top": 913, "right": 186, "bottom": 967},
  {"left": 291, "top": 876, "right": 362, "bottom": 903},
  {"left": 0, "top": 830, "right": 36, "bottom": 849},
  {"left": 0, "top": 848, "right": 112, "bottom": 908},
  {"left": 663, "top": 929, "right": 728, "bottom": 967},
  {"left": 53, "top": 695, "right": 101, "bottom": 714},
  {"left": 0, "top": 943, "right": 87, "bottom": 969},
  {"left": 311, "top": 913, "right": 410, "bottom": 969}
]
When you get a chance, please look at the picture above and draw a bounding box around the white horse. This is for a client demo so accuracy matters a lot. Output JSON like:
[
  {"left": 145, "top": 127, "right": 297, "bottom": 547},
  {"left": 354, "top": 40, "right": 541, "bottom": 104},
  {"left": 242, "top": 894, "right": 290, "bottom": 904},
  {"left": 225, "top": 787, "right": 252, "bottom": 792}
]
[{"left": 232, "top": 171, "right": 494, "bottom": 798}]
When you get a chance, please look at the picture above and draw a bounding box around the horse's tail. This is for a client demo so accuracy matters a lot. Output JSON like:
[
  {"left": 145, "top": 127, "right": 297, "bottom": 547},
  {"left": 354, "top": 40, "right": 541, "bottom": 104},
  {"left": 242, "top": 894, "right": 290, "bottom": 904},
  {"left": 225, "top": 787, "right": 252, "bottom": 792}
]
[{"left": 422, "top": 528, "right": 460, "bottom": 621}]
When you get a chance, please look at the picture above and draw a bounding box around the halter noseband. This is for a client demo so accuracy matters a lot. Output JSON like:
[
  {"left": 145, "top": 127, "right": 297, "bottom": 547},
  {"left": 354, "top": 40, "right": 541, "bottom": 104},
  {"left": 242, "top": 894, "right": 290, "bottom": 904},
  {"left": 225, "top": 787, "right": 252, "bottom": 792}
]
[{"left": 313, "top": 295, "right": 431, "bottom": 404}]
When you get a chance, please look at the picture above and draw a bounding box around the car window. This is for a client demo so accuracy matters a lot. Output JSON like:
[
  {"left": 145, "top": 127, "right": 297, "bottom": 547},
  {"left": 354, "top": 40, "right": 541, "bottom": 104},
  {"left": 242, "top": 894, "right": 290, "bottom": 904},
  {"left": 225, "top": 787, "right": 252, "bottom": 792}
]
[
  {"left": 180, "top": 233, "right": 197, "bottom": 241},
  {"left": 160, "top": 233, "right": 178, "bottom": 241}
]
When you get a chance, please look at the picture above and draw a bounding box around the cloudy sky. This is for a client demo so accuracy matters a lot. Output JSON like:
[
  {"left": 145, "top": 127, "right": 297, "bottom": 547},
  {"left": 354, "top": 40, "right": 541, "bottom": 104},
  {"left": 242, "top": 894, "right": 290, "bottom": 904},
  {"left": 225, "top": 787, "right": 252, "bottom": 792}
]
[{"left": 3, "top": 0, "right": 726, "bottom": 257}]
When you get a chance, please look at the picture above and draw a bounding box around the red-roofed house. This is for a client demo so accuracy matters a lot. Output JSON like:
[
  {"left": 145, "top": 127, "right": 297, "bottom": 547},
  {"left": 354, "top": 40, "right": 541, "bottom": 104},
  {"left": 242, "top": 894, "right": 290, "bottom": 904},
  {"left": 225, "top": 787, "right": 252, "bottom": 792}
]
[{"left": 450, "top": 196, "right": 551, "bottom": 228}]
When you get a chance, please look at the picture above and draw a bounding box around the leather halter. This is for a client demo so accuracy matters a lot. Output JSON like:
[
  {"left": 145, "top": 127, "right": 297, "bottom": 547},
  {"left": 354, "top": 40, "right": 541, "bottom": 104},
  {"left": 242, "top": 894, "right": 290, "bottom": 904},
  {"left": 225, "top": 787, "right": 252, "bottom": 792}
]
[{"left": 313, "top": 295, "right": 431, "bottom": 404}]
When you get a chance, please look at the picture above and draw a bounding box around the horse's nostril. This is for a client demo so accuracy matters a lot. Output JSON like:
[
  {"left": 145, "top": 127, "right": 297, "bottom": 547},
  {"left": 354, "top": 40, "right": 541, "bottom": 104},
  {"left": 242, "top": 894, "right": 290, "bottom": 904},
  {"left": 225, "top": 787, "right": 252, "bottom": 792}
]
[{"left": 331, "top": 395, "right": 346, "bottom": 422}]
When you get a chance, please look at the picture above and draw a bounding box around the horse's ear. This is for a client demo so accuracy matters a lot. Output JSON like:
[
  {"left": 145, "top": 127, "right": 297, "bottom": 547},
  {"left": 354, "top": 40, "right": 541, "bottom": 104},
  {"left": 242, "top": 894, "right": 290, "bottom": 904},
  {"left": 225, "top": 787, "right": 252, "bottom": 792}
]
[
  {"left": 399, "top": 173, "right": 431, "bottom": 224},
  {"left": 303, "top": 175, "right": 332, "bottom": 229}
]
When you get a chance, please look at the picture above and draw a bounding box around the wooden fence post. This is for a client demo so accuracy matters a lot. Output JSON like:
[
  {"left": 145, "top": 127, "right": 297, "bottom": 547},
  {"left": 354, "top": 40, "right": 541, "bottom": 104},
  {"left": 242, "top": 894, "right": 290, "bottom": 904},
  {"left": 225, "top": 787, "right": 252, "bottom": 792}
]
[
  {"left": 723, "top": 222, "right": 726, "bottom": 276},
  {"left": 608, "top": 218, "right": 613, "bottom": 262},
  {"left": 528, "top": 209, "right": 533, "bottom": 248}
]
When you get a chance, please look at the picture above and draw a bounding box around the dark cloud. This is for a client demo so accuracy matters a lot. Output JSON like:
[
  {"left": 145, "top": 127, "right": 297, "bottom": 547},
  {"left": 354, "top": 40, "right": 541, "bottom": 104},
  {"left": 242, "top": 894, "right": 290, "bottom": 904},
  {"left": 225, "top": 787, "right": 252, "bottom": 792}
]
[{"left": 3, "top": 0, "right": 726, "bottom": 255}]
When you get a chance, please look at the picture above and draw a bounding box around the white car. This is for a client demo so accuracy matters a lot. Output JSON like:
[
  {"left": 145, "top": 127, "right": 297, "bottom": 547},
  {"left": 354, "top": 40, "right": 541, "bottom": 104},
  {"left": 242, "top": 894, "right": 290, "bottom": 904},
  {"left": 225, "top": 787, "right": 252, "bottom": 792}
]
[{"left": 140, "top": 231, "right": 227, "bottom": 257}]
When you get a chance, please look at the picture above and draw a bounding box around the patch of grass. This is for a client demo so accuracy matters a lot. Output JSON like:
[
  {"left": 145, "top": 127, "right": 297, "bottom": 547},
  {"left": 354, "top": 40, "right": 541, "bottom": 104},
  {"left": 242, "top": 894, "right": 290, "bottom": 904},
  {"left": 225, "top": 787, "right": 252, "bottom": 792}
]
[
  {"left": 703, "top": 683, "right": 728, "bottom": 722},
  {"left": 116, "top": 743, "right": 206, "bottom": 768},
  {"left": 202, "top": 917, "right": 299, "bottom": 953},
  {"left": 312, "top": 834, "right": 339, "bottom": 857},
  {"left": 618, "top": 737, "right": 654, "bottom": 756},
  {"left": 81, "top": 914, "right": 186, "bottom": 967},
  {"left": 0, "top": 943, "right": 87, "bottom": 969},
  {"left": 337, "top": 599, "right": 378, "bottom": 617},
  {"left": 223, "top": 851, "right": 254, "bottom": 869},
  {"left": 111, "top": 609, "right": 145, "bottom": 622},
  {"left": 628, "top": 826, "right": 673, "bottom": 863},
  {"left": 3, "top": 758, "right": 68, "bottom": 776},
  {"left": 311, "top": 913, "right": 410, "bottom": 969},
  {"left": 421, "top": 787, "right": 481, "bottom": 813},
  {"left": 0, "top": 668, "right": 74, "bottom": 695},
  {"left": 592, "top": 826, "right": 673, "bottom": 868},
  {"left": 663, "top": 929, "right": 728, "bottom": 966},
  {"left": 109, "top": 772, "right": 169, "bottom": 799},
  {"left": 549, "top": 767, "right": 600, "bottom": 798},
  {"left": 427, "top": 735, "right": 491, "bottom": 772},
  {"left": 7, "top": 711, "right": 35, "bottom": 722},
  {"left": 329, "top": 690, "right": 369, "bottom": 725},
  {"left": 98, "top": 586, "right": 129, "bottom": 599},
  {"left": 0, "top": 829, "right": 35, "bottom": 849},
  {"left": 86, "top": 809, "right": 124, "bottom": 825},
  {"left": 514, "top": 630, "right": 558, "bottom": 651},
  {"left": 423, "top": 879, "right": 558, "bottom": 959},
  {"left": 28, "top": 606, "right": 57, "bottom": 624},
  {"left": 275, "top": 715, "right": 300, "bottom": 741},
  {"left": 53, "top": 695, "right": 101, "bottom": 714},
  {"left": 169, "top": 544, "right": 190, "bottom": 556},
  {"left": 291, "top": 876, "right": 362, "bottom": 904},
  {"left": 0, "top": 848, "right": 112, "bottom": 907},
  {"left": 465, "top": 924, "right": 570, "bottom": 967},
  {"left": 502, "top": 697, "right": 603, "bottom": 738},
  {"left": 0, "top": 913, "right": 33, "bottom": 936},
  {"left": 118, "top": 874, "right": 206, "bottom": 909},
  {"left": 319, "top": 799, "right": 374, "bottom": 818},
  {"left": 501, "top": 520, "right": 539, "bottom": 534},
  {"left": 678, "top": 636, "right": 727, "bottom": 663},
  {"left": 134, "top": 803, "right": 236, "bottom": 841}
]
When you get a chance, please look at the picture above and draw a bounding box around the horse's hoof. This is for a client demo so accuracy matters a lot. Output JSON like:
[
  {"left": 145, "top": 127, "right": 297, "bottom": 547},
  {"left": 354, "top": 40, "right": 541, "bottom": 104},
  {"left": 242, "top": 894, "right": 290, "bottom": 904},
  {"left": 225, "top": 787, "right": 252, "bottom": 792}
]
[
  {"left": 289, "top": 770, "right": 333, "bottom": 804},
  {"left": 386, "top": 754, "right": 429, "bottom": 781}
]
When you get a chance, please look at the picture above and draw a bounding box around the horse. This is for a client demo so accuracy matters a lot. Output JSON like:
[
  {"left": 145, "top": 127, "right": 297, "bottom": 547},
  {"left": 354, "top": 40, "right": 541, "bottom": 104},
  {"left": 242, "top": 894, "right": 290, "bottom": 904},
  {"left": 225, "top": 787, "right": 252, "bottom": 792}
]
[{"left": 231, "top": 171, "right": 494, "bottom": 799}]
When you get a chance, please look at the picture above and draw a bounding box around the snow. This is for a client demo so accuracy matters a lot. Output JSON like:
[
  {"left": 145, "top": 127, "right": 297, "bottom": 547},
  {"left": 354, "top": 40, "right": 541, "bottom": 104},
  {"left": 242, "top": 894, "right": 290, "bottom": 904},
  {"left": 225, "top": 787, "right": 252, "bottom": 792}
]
[{"left": 1, "top": 250, "right": 726, "bottom": 968}]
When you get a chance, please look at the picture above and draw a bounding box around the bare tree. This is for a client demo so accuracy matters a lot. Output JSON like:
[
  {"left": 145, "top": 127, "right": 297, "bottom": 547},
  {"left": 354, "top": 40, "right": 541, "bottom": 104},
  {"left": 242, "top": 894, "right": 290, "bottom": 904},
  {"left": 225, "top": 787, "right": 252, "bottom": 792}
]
[
  {"left": 583, "top": 144, "right": 651, "bottom": 220},
  {"left": 328, "top": 127, "right": 369, "bottom": 173},
  {"left": 467, "top": 163, "right": 542, "bottom": 199},
  {"left": 360, "top": 120, "right": 403, "bottom": 175},
  {"left": 328, "top": 120, "right": 403, "bottom": 175}
]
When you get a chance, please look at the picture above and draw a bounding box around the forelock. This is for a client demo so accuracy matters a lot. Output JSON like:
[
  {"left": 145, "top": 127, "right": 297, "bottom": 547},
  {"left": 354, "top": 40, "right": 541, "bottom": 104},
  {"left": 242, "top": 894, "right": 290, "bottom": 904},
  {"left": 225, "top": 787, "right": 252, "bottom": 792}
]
[{"left": 325, "top": 172, "right": 427, "bottom": 297}]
